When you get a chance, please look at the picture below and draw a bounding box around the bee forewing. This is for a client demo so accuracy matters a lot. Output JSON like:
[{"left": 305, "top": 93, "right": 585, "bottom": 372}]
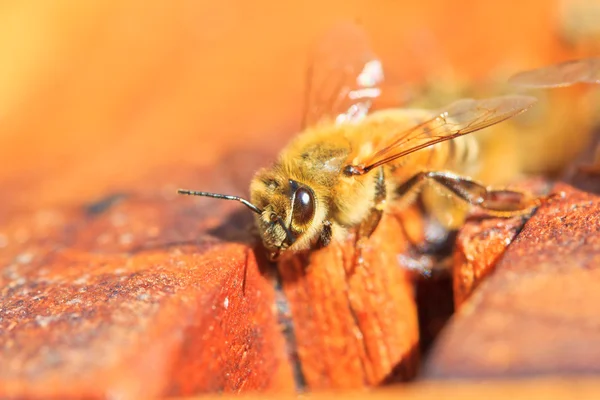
[
  {"left": 437, "top": 94, "right": 539, "bottom": 133},
  {"left": 508, "top": 58, "right": 600, "bottom": 88},
  {"left": 361, "top": 95, "right": 538, "bottom": 170},
  {"left": 302, "top": 22, "right": 384, "bottom": 129}
]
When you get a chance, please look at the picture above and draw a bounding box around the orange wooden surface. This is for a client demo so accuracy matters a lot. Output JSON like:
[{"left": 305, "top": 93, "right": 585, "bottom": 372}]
[
  {"left": 181, "top": 378, "right": 600, "bottom": 400},
  {"left": 2, "top": 1, "right": 600, "bottom": 399},
  {"left": 426, "top": 183, "right": 600, "bottom": 378},
  {"left": 277, "top": 213, "right": 420, "bottom": 389}
]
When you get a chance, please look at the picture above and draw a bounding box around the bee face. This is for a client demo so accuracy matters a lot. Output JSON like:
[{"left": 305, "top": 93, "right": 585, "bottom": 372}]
[{"left": 251, "top": 172, "right": 319, "bottom": 259}]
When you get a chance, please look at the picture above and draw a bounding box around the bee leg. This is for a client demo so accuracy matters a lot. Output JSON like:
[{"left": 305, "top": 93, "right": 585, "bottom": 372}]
[
  {"left": 317, "top": 221, "right": 332, "bottom": 248},
  {"left": 396, "top": 171, "right": 541, "bottom": 216},
  {"left": 395, "top": 210, "right": 456, "bottom": 255},
  {"left": 351, "top": 167, "right": 387, "bottom": 272},
  {"left": 358, "top": 166, "right": 387, "bottom": 239}
]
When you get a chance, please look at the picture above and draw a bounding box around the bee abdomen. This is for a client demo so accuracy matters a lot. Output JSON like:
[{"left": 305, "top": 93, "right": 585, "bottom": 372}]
[{"left": 443, "top": 135, "right": 480, "bottom": 172}]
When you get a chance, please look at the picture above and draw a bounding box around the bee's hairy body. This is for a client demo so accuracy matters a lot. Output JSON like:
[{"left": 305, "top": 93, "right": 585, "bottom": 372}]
[
  {"left": 177, "top": 24, "right": 542, "bottom": 261},
  {"left": 250, "top": 108, "right": 479, "bottom": 254}
]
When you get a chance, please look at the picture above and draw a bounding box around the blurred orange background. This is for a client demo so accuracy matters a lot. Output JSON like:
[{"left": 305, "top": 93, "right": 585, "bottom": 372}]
[{"left": 0, "top": 0, "right": 598, "bottom": 216}]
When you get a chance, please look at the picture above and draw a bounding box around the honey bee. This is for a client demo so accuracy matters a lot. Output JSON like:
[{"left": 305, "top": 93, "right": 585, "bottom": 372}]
[
  {"left": 509, "top": 57, "right": 600, "bottom": 174},
  {"left": 179, "top": 24, "right": 541, "bottom": 261}
]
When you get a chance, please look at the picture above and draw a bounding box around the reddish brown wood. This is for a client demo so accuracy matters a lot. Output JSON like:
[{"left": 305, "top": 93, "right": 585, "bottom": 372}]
[
  {"left": 278, "top": 212, "right": 421, "bottom": 389},
  {"left": 452, "top": 179, "right": 552, "bottom": 308},
  {"left": 452, "top": 217, "right": 524, "bottom": 309},
  {"left": 0, "top": 188, "right": 295, "bottom": 398},
  {"left": 0, "top": 1, "right": 597, "bottom": 398},
  {"left": 190, "top": 378, "right": 600, "bottom": 400},
  {"left": 424, "top": 183, "right": 600, "bottom": 378}
]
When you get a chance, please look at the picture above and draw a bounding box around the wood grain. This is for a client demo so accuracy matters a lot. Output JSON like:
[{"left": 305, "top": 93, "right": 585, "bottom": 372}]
[
  {"left": 425, "top": 183, "right": 600, "bottom": 378},
  {"left": 278, "top": 213, "right": 420, "bottom": 389},
  {"left": 1, "top": 0, "right": 599, "bottom": 398}
]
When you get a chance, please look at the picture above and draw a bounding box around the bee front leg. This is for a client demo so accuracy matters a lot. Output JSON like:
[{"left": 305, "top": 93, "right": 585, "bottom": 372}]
[
  {"left": 358, "top": 166, "right": 387, "bottom": 239},
  {"left": 349, "top": 167, "right": 387, "bottom": 271},
  {"left": 396, "top": 170, "right": 542, "bottom": 216}
]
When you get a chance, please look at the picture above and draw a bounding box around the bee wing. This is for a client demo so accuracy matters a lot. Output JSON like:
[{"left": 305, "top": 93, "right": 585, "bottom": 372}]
[
  {"left": 508, "top": 58, "right": 600, "bottom": 88},
  {"left": 301, "top": 22, "right": 385, "bottom": 129},
  {"left": 356, "top": 95, "right": 538, "bottom": 172}
]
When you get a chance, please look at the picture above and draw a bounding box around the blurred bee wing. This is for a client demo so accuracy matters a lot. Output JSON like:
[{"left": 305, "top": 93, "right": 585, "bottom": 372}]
[
  {"left": 301, "top": 22, "right": 385, "bottom": 129},
  {"left": 508, "top": 58, "right": 600, "bottom": 88},
  {"left": 357, "top": 95, "right": 538, "bottom": 172}
]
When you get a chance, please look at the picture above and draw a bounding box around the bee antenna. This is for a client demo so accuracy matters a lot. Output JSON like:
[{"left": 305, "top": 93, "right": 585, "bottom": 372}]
[{"left": 177, "top": 189, "right": 263, "bottom": 215}]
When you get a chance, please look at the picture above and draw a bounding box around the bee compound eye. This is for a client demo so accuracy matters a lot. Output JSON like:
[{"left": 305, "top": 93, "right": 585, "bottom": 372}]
[{"left": 292, "top": 187, "right": 315, "bottom": 226}]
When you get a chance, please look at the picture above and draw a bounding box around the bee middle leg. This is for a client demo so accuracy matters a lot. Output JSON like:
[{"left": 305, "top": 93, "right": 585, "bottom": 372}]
[{"left": 396, "top": 170, "right": 541, "bottom": 216}]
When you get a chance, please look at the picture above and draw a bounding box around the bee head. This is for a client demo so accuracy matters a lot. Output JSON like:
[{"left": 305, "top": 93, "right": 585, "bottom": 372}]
[
  {"left": 250, "top": 171, "right": 322, "bottom": 260},
  {"left": 178, "top": 171, "right": 322, "bottom": 261}
]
